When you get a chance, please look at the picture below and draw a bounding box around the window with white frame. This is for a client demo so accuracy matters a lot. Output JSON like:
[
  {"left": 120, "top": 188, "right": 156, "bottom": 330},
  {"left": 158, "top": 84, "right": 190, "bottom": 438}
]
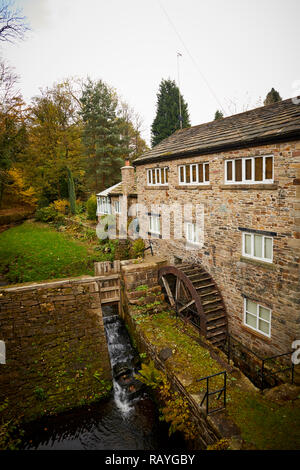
[
  {"left": 242, "top": 232, "right": 273, "bottom": 263},
  {"left": 113, "top": 200, "right": 121, "bottom": 214},
  {"left": 147, "top": 167, "right": 168, "bottom": 186},
  {"left": 149, "top": 214, "right": 161, "bottom": 234},
  {"left": 244, "top": 298, "right": 271, "bottom": 337},
  {"left": 178, "top": 163, "right": 209, "bottom": 185},
  {"left": 225, "top": 155, "right": 273, "bottom": 184},
  {"left": 185, "top": 222, "right": 201, "bottom": 245},
  {"left": 98, "top": 196, "right": 111, "bottom": 214}
]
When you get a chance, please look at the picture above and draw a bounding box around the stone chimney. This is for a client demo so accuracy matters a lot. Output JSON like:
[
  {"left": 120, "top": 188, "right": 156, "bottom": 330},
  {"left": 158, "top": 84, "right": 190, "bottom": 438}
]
[{"left": 121, "top": 159, "right": 135, "bottom": 195}]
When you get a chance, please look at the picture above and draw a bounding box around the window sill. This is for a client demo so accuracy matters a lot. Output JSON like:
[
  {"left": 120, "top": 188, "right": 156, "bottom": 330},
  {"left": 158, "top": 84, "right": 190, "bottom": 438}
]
[
  {"left": 239, "top": 256, "right": 275, "bottom": 270},
  {"left": 241, "top": 324, "right": 272, "bottom": 343},
  {"left": 145, "top": 186, "right": 169, "bottom": 190},
  {"left": 220, "top": 183, "right": 278, "bottom": 190},
  {"left": 175, "top": 184, "right": 212, "bottom": 190},
  {"left": 147, "top": 232, "right": 162, "bottom": 239}
]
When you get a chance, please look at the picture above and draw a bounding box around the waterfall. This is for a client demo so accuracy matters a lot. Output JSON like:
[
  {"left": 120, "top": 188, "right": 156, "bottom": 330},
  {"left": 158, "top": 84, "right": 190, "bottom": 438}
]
[{"left": 103, "top": 309, "right": 142, "bottom": 416}]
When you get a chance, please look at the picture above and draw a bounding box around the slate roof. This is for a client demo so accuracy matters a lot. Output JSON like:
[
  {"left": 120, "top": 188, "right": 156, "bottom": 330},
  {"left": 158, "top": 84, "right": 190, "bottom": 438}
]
[
  {"left": 134, "top": 97, "right": 300, "bottom": 166},
  {"left": 97, "top": 181, "right": 137, "bottom": 197}
]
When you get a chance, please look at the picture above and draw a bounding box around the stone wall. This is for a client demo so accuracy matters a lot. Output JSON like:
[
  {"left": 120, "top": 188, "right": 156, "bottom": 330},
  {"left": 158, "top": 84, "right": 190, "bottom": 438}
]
[
  {"left": 135, "top": 141, "right": 300, "bottom": 357},
  {"left": 0, "top": 276, "right": 112, "bottom": 421}
]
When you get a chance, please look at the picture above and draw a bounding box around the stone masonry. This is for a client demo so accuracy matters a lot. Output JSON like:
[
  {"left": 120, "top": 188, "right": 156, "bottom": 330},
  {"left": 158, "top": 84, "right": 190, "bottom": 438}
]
[
  {"left": 135, "top": 141, "right": 300, "bottom": 358},
  {"left": 0, "top": 276, "right": 112, "bottom": 421}
]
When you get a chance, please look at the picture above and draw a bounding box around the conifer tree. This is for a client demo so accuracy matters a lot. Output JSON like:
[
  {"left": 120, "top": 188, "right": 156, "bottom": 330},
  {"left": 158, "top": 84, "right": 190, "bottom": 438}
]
[
  {"left": 67, "top": 167, "right": 76, "bottom": 214},
  {"left": 151, "top": 78, "right": 190, "bottom": 147},
  {"left": 80, "top": 78, "right": 129, "bottom": 192},
  {"left": 214, "top": 110, "right": 224, "bottom": 120},
  {"left": 264, "top": 88, "right": 282, "bottom": 106}
]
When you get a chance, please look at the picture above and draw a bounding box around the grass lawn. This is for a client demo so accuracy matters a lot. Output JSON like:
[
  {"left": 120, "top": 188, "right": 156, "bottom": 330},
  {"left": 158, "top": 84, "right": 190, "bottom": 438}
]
[{"left": 0, "top": 221, "right": 105, "bottom": 284}]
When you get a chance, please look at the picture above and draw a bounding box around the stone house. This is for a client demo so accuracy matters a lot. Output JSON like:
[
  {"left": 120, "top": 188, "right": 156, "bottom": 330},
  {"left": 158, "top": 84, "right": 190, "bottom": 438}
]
[
  {"left": 133, "top": 97, "right": 300, "bottom": 359},
  {"left": 96, "top": 160, "right": 138, "bottom": 224}
]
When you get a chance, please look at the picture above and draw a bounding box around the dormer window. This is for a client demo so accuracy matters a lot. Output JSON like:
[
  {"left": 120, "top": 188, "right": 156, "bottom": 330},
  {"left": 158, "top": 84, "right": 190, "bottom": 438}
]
[{"left": 147, "top": 167, "right": 168, "bottom": 186}]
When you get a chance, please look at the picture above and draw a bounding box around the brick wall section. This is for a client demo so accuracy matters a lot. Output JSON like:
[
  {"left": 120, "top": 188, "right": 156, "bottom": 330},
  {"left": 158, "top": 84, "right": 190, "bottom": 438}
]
[
  {"left": 0, "top": 277, "right": 112, "bottom": 421},
  {"left": 135, "top": 141, "right": 300, "bottom": 357}
]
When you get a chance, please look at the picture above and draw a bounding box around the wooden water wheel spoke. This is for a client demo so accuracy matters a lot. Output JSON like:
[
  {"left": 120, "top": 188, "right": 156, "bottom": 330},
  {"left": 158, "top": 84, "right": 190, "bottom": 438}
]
[
  {"left": 161, "top": 275, "right": 175, "bottom": 307},
  {"left": 175, "top": 278, "right": 181, "bottom": 301},
  {"left": 159, "top": 264, "right": 227, "bottom": 348},
  {"left": 178, "top": 299, "right": 195, "bottom": 314}
]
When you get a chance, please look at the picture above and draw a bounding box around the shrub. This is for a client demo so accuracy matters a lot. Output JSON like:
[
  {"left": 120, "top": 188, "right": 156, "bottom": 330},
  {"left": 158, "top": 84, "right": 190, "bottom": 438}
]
[
  {"left": 76, "top": 200, "right": 86, "bottom": 214},
  {"left": 34, "top": 205, "right": 58, "bottom": 223},
  {"left": 129, "top": 238, "right": 145, "bottom": 259},
  {"left": 114, "top": 240, "right": 130, "bottom": 260},
  {"left": 53, "top": 199, "right": 70, "bottom": 214},
  {"left": 86, "top": 195, "right": 97, "bottom": 220}
]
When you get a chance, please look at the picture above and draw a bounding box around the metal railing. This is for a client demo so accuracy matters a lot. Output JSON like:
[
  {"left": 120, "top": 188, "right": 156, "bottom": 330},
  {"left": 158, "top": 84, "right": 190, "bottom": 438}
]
[
  {"left": 197, "top": 371, "right": 227, "bottom": 415},
  {"left": 225, "top": 333, "right": 295, "bottom": 391},
  {"left": 260, "top": 352, "right": 295, "bottom": 391},
  {"left": 142, "top": 240, "right": 153, "bottom": 257}
]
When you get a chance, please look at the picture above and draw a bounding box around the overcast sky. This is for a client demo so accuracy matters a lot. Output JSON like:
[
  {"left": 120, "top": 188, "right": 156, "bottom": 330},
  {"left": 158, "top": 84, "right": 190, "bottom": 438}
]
[{"left": 2, "top": 0, "right": 300, "bottom": 145}]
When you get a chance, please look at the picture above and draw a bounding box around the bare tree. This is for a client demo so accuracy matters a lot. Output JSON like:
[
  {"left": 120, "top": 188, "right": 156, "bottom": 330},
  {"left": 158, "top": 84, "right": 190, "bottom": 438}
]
[
  {"left": 0, "top": 0, "right": 29, "bottom": 43},
  {"left": 0, "top": 58, "right": 20, "bottom": 111}
]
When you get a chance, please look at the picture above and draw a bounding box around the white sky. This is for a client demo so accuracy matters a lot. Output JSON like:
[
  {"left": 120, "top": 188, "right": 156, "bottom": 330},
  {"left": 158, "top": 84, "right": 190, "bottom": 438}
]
[{"left": 2, "top": 0, "right": 300, "bottom": 145}]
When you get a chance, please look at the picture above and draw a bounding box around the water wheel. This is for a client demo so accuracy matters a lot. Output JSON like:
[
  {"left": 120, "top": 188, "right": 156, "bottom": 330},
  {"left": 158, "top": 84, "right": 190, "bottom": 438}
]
[{"left": 158, "top": 263, "right": 227, "bottom": 348}]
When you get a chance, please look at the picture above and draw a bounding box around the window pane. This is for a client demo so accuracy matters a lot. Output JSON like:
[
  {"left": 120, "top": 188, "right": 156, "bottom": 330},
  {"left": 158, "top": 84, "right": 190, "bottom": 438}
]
[
  {"left": 245, "top": 159, "right": 252, "bottom": 180},
  {"left": 259, "top": 306, "right": 270, "bottom": 321},
  {"left": 235, "top": 159, "right": 242, "bottom": 181},
  {"left": 246, "top": 298, "right": 257, "bottom": 315},
  {"left": 187, "top": 224, "right": 192, "bottom": 241},
  {"left": 161, "top": 168, "right": 165, "bottom": 184},
  {"left": 151, "top": 169, "right": 155, "bottom": 184},
  {"left": 255, "top": 157, "right": 263, "bottom": 181},
  {"left": 244, "top": 234, "right": 252, "bottom": 254},
  {"left": 165, "top": 168, "right": 168, "bottom": 183},
  {"left": 205, "top": 164, "right": 209, "bottom": 182},
  {"left": 156, "top": 168, "right": 160, "bottom": 184},
  {"left": 254, "top": 235, "right": 263, "bottom": 258},
  {"left": 198, "top": 164, "right": 203, "bottom": 182},
  {"left": 226, "top": 161, "right": 232, "bottom": 180},
  {"left": 191, "top": 165, "right": 196, "bottom": 182},
  {"left": 264, "top": 237, "right": 272, "bottom": 260},
  {"left": 179, "top": 166, "right": 184, "bottom": 183},
  {"left": 186, "top": 165, "right": 190, "bottom": 183},
  {"left": 246, "top": 313, "right": 257, "bottom": 328},
  {"left": 265, "top": 156, "right": 273, "bottom": 180},
  {"left": 258, "top": 319, "right": 269, "bottom": 335}
]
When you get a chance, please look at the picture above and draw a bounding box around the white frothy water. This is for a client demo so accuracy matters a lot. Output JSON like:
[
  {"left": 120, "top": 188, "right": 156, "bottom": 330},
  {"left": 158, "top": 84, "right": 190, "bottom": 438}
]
[{"left": 103, "top": 314, "right": 135, "bottom": 417}]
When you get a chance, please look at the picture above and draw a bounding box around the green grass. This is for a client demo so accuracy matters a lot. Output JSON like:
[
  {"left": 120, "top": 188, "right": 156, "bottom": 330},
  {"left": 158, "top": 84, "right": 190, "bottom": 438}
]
[
  {"left": 129, "top": 308, "right": 300, "bottom": 449},
  {"left": 0, "top": 221, "right": 106, "bottom": 284}
]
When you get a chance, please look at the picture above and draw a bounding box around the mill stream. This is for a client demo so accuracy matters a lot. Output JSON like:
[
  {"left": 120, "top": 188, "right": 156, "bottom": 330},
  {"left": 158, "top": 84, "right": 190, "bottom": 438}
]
[{"left": 20, "top": 305, "right": 186, "bottom": 450}]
